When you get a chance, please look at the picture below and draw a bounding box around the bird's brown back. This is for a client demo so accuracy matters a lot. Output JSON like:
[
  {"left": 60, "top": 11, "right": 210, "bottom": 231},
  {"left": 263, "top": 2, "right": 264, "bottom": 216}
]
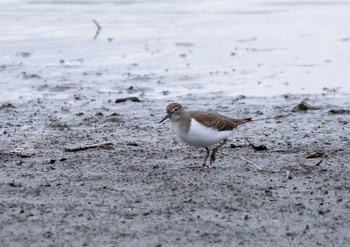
[{"left": 189, "top": 111, "right": 251, "bottom": 131}]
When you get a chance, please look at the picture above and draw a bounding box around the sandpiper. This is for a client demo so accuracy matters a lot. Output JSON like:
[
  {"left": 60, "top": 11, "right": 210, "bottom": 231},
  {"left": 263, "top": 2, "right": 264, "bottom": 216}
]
[{"left": 159, "top": 103, "right": 252, "bottom": 166}]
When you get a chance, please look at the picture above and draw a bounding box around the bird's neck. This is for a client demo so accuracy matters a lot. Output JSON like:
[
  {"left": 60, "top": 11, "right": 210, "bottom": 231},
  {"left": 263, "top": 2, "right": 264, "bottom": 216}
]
[{"left": 170, "top": 111, "right": 191, "bottom": 135}]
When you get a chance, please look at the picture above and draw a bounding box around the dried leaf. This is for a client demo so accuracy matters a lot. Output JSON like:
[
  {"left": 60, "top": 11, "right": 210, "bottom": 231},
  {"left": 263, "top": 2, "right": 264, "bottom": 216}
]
[
  {"left": 245, "top": 138, "right": 268, "bottom": 151},
  {"left": 306, "top": 150, "right": 327, "bottom": 159},
  {"left": 115, "top": 97, "right": 140, "bottom": 103}
]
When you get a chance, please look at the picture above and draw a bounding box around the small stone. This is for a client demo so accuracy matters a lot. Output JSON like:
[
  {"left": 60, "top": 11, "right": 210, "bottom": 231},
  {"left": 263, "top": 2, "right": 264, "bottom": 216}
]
[{"left": 292, "top": 100, "right": 309, "bottom": 112}]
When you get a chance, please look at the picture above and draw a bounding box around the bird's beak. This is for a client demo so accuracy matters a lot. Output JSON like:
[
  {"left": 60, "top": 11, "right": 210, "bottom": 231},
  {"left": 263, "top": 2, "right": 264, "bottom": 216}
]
[{"left": 159, "top": 113, "right": 170, "bottom": 124}]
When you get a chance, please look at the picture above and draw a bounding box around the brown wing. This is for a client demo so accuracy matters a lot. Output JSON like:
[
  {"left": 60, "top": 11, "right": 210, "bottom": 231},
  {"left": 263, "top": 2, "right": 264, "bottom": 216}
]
[{"left": 189, "top": 111, "right": 251, "bottom": 131}]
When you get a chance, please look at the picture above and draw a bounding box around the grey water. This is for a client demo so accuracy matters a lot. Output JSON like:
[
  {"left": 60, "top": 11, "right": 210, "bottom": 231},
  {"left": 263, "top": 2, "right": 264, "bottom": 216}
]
[{"left": 1, "top": 0, "right": 350, "bottom": 102}]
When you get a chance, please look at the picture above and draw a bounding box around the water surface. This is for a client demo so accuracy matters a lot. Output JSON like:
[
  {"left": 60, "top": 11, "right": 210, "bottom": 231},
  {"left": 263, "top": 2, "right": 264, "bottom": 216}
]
[{"left": 1, "top": 0, "right": 350, "bottom": 102}]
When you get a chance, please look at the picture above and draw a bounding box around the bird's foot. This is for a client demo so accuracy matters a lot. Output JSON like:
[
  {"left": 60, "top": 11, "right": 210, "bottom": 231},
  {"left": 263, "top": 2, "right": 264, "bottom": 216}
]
[
  {"left": 209, "top": 139, "right": 227, "bottom": 164},
  {"left": 201, "top": 147, "right": 210, "bottom": 167},
  {"left": 210, "top": 148, "right": 217, "bottom": 164}
]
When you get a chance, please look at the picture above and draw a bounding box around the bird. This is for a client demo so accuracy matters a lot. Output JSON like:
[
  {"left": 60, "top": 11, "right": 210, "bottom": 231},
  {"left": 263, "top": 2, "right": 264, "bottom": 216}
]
[{"left": 159, "top": 102, "right": 252, "bottom": 166}]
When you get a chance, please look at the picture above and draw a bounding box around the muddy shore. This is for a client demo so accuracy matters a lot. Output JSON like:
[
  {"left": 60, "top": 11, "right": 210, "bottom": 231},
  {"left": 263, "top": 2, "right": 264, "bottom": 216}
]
[
  {"left": 0, "top": 92, "right": 349, "bottom": 246},
  {"left": 1, "top": 0, "right": 350, "bottom": 245}
]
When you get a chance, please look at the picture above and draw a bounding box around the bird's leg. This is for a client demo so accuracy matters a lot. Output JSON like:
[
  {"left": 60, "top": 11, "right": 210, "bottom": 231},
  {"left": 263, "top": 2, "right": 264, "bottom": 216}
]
[
  {"left": 202, "top": 147, "right": 210, "bottom": 167},
  {"left": 210, "top": 139, "right": 227, "bottom": 164}
]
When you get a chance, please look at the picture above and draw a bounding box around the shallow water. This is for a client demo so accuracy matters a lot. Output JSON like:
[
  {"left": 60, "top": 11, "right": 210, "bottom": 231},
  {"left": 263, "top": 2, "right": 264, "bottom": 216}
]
[{"left": 1, "top": 0, "right": 350, "bottom": 102}]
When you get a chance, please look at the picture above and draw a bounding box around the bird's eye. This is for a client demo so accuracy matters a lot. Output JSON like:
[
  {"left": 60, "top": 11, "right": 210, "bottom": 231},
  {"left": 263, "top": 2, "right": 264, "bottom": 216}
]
[{"left": 173, "top": 107, "right": 178, "bottom": 112}]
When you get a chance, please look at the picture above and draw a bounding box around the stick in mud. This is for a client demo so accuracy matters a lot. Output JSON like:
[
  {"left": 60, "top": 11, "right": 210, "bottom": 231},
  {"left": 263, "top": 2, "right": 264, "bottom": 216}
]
[
  {"left": 93, "top": 19, "right": 102, "bottom": 40},
  {"left": 64, "top": 142, "right": 113, "bottom": 152},
  {"left": 239, "top": 156, "right": 264, "bottom": 171},
  {"left": 239, "top": 156, "right": 283, "bottom": 173}
]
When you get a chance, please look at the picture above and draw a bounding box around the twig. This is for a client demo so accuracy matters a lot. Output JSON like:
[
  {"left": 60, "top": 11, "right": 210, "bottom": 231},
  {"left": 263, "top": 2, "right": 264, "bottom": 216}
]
[
  {"left": 93, "top": 19, "right": 102, "bottom": 40},
  {"left": 239, "top": 156, "right": 282, "bottom": 173},
  {"left": 314, "top": 158, "right": 324, "bottom": 166},
  {"left": 239, "top": 156, "right": 264, "bottom": 171},
  {"left": 65, "top": 142, "right": 113, "bottom": 152}
]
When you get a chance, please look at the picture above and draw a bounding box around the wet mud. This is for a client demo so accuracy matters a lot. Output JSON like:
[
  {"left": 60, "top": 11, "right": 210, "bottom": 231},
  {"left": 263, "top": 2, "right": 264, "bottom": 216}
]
[
  {"left": 1, "top": 0, "right": 350, "bottom": 245},
  {"left": 1, "top": 93, "right": 349, "bottom": 246}
]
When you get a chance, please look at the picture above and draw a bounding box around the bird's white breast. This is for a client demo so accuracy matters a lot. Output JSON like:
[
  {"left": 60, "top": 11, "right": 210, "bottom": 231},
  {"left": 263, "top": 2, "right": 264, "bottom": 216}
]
[{"left": 177, "top": 118, "right": 233, "bottom": 148}]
